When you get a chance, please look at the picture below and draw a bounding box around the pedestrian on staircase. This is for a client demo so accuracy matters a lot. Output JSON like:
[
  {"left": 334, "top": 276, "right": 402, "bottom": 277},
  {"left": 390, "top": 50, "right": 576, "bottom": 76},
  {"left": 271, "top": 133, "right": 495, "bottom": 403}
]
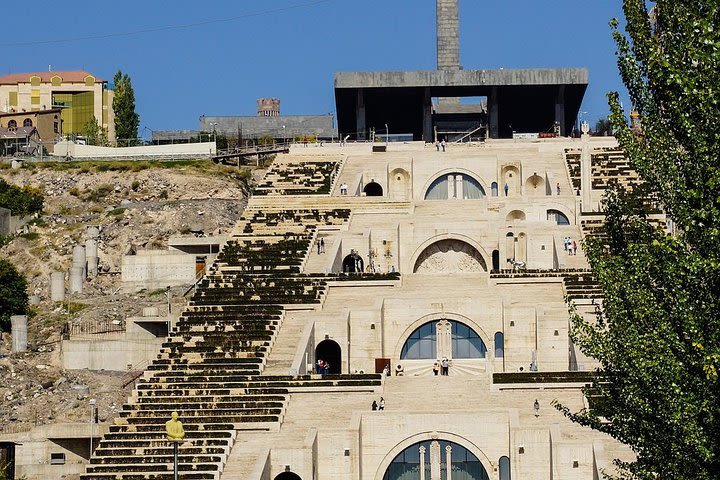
[
  {"left": 441, "top": 139, "right": 447, "bottom": 152},
  {"left": 432, "top": 361, "right": 440, "bottom": 376},
  {"left": 572, "top": 240, "right": 577, "bottom": 255},
  {"left": 320, "top": 238, "right": 325, "bottom": 253},
  {"left": 441, "top": 357, "right": 449, "bottom": 376},
  {"left": 317, "top": 239, "right": 322, "bottom": 254},
  {"left": 379, "top": 397, "right": 385, "bottom": 410},
  {"left": 371, "top": 400, "right": 378, "bottom": 411}
]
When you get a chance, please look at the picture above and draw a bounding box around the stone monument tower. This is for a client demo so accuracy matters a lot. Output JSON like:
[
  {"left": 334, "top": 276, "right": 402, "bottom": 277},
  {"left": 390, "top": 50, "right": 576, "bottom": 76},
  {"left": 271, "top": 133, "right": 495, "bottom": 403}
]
[{"left": 436, "top": 0, "right": 460, "bottom": 71}]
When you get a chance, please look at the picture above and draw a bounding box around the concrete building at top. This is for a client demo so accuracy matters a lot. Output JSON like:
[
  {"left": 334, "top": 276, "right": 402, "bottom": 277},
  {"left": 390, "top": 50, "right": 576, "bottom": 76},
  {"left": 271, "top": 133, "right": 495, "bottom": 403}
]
[
  {"left": 0, "top": 70, "right": 115, "bottom": 142},
  {"left": 335, "top": 1, "right": 587, "bottom": 141},
  {"left": 258, "top": 98, "right": 281, "bottom": 117}
]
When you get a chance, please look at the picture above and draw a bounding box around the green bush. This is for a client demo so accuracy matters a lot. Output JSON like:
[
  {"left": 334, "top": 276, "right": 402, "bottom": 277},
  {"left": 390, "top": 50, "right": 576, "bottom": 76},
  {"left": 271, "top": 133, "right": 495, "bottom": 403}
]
[
  {"left": 0, "top": 179, "right": 44, "bottom": 216},
  {"left": 107, "top": 207, "right": 126, "bottom": 217},
  {"left": 159, "top": 190, "right": 169, "bottom": 199},
  {"left": 0, "top": 258, "right": 28, "bottom": 332},
  {"left": 131, "top": 180, "right": 141, "bottom": 191}
]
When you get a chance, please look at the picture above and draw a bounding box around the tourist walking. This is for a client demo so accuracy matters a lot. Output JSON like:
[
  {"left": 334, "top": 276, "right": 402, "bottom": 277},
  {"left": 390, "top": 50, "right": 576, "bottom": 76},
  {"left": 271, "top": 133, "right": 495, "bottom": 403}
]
[
  {"left": 432, "top": 361, "right": 440, "bottom": 376},
  {"left": 435, "top": 140, "right": 440, "bottom": 151},
  {"left": 441, "top": 357, "right": 449, "bottom": 376},
  {"left": 556, "top": 183, "right": 561, "bottom": 195},
  {"left": 379, "top": 397, "right": 385, "bottom": 410},
  {"left": 371, "top": 400, "right": 378, "bottom": 411},
  {"left": 317, "top": 239, "right": 322, "bottom": 254},
  {"left": 320, "top": 238, "right": 325, "bottom": 253},
  {"left": 572, "top": 240, "right": 577, "bottom": 255},
  {"left": 441, "top": 139, "right": 446, "bottom": 152}
]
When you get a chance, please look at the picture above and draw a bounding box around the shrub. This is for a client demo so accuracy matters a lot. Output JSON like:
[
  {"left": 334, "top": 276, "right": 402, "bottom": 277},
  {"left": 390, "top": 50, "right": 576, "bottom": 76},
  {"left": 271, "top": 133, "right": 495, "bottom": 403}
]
[
  {"left": 0, "top": 258, "right": 28, "bottom": 332},
  {"left": 131, "top": 180, "right": 141, "bottom": 191},
  {"left": 159, "top": 190, "right": 169, "bottom": 199},
  {"left": 0, "top": 179, "right": 44, "bottom": 216},
  {"left": 107, "top": 207, "right": 126, "bottom": 217}
]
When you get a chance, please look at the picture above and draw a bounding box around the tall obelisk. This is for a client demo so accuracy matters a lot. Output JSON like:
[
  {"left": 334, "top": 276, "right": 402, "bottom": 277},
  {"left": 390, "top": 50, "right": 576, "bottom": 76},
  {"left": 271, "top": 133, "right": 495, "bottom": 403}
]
[{"left": 436, "top": 0, "right": 460, "bottom": 71}]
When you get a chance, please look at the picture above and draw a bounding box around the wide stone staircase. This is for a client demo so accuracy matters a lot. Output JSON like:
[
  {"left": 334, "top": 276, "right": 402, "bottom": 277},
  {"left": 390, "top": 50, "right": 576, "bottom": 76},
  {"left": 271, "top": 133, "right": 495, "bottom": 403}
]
[{"left": 81, "top": 158, "right": 393, "bottom": 480}]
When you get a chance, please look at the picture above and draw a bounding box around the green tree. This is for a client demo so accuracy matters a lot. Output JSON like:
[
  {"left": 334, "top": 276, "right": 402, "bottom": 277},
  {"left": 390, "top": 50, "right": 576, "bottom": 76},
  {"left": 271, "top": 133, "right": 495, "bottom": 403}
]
[
  {"left": 0, "top": 258, "right": 28, "bottom": 332},
  {"left": 593, "top": 117, "right": 612, "bottom": 136},
  {"left": 0, "top": 179, "right": 43, "bottom": 216},
  {"left": 557, "top": 2, "right": 720, "bottom": 479},
  {"left": 112, "top": 70, "right": 140, "bottom": 145},
  {"left": 81, "top": 116, "right": 108, "bottom": 146}
]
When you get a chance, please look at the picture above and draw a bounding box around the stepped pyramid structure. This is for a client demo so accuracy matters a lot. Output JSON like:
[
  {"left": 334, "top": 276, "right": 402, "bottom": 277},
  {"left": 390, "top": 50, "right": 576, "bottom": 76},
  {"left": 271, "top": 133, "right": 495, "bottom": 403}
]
[{"left": 71, "top": 135, "right": 655, "bottom": 480}]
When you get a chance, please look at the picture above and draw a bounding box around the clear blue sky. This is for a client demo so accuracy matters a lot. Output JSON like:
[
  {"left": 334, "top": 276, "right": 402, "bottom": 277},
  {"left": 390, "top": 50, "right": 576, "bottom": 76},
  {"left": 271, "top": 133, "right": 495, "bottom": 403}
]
[{"left": 3, "top": 0, "right": 628, "bottom": 134}]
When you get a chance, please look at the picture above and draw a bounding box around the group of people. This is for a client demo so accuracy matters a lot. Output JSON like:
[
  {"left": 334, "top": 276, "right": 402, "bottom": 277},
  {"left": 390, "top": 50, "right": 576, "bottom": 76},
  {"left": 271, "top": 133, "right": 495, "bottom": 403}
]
[
  {"left": 432, "top": 357, "right": 451, "bottom": 376},
  {"left": 434, "top": 139, "right": 448, "bottom": 152},
  {"left": 339, "top": 183, "right": 348, "bottom": 195},
  {"left": 316, "top": 238, "right": 326, "bottom": 254},
  {"left": 564, "top": 237, "right": 578, "bottom": 255},
  {"left": 371, "top": 397, "right": 385, "bottom": 411},
  {"left": 315, "top": 359, "right": 331, "bottom": 375}
]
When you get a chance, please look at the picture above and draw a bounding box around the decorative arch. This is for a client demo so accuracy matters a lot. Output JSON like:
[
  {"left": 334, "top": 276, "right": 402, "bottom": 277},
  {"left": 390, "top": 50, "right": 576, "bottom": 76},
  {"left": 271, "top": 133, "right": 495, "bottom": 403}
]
[
  {"left": 393, "top": 312, "right": 493, "bottom": 362},
  {"left": 525, "top": 173, "right": 545, "bottom": 194},
  {"left": 413, "top": 239, "right": 487, "bottom": 274},
  {"left": 388, "top": 168, "right": 410, "bottom": 201},
  {"left": 491, "top": 182, "right": 499, "bottom": 197},
  {"left": 400, "top": 320, "right": 486, "bottom": 360},
  {"left": 50, "top": 75, "right": 62, "bottom": 86},
  {"left": 382, "top": 439, "right": 489, "bottom": 480},
  {"left": 23, "top": 118, "right": 33, "bottom": 127},
  {"left": 363, "top": 181, "right": 383, "bottom": 197},
  {"left": 410, "top": 234, "right": 490, "bottom": 275},
  {"left": 84, "top": 75, "right": 96, "bottom": 86},
  {"left": 422, "top": 168, "right": 487, "bottom": 201},
  {"left": 373, "top": 431, "right": 495, "bottom": 480},
  {"left": 500, "top": 165, "right": 520, "bottom": 195},
  {"left": 315, "top": 339, "right": 341, "bottom": 374},
  {"left": 505, "top": 210, "right": 526, "bottom": 222},
  {"left": 30, "top": 75, "right": 41, "bottom": 87},
  {"left": 7, "top": 120, "right": 17, "bottom": 130}
]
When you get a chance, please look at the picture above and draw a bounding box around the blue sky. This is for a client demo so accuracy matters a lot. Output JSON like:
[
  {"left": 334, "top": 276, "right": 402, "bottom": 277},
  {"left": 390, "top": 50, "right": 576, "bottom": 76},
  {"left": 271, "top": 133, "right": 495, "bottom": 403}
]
[{"left": 3, "top": 1, "right": 628, "bottom": 134}]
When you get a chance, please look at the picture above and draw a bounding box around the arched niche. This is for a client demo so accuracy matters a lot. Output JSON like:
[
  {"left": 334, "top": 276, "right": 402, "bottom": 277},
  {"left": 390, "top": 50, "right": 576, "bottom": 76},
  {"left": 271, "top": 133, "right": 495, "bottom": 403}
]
[
  {"left": 500, "top": 165, "right": 520, "bottom": 195},
  {"left": 381, "top": 439, "right": 490, "bottom": 480},
  {"left": 505, "top": 210, "right": 526, "bottom": 222},
  {"left": 388, "top": 168, "right": 410, "bottom": 201},
  {"left": 423, "top": 169, "right": 486, "bottom": 200},
  {"left": 525, "top": 174, "right": 545, "bottom": 195},
  {"left": 342, "top": 251, "right": 364, "bottom": 273},
  {"left": 400, "top": 319, "right": 486, "bottom": 360},
  {"left": 413, "top": 239, "right": 487, "bottom": 274},
  {"left": 547, "top": 209, "right": 570, "bottom": 225},
  {"left": 274, "top": 473, "right": 302, "bottom": 480}
]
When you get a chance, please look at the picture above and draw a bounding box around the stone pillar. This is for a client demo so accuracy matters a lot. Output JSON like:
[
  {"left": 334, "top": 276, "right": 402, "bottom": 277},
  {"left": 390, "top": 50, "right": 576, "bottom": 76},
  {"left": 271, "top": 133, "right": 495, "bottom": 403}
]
[
  {"left": 11, "top": 315, "right": 28, "bottom": 353},
  {"left": 356, "top": 89, "right": 366, "bottom": 141},
  {"left": 555, "top": 85, "right": 566, "bottom": 136},
  {"left": 580, "top": 124, "right": 592, "bottom": 211},
  {"left": 445, "top": 445, "right": 453, "bottom": 480},
  {"left": 72, "top": 245, "right": 87, "bottom": 279},
  {"left": 86, "top": 239, "right": 98, "bottom": 277},
  {"left": 488, "top": 87, "right": 499, "bottom": 139},
  {"left": 69, "top": 266, "right": 84, "bottom": 294},
  {"left": 50, "top": 271, "right": 65, "bottom": 302},
  {"left": 436, "top": 0, "right": 460, "bottom": 70},
  {"left": 423, "top": 88, "right": 433, "bottom": 143},
  {"left": 436, "top": 320, "right": 452, "bottom": 359},
  {"left": 430, "top": 440, "right": 441, "bottom": 480},
  {"left": 419, "top": 445, "right": 426, "bottom": 480}
]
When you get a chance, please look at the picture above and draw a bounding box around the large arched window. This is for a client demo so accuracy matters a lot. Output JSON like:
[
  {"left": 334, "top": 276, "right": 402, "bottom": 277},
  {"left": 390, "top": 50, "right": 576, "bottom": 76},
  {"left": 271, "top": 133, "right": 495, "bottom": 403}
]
[
  {"left": 494, "top": 332, "right": 504, "bottom": 358},
  {"left": 383, "top": 440, "right": 489, "bottom": 480},
  {"left": 401, "top": 320, "right": 486, "bottom": 360},
  {"left": 7, "top": 120, "right": 17, "bottom": 130},
  {"left": 499, "top": 456, "right": 511, "bottom": 480},
  {"left": 23, "top": 118, "right": 33, "bottom": 127},
  {"left": 425, "top": 173, "right": 486, "bottom": 200},
  {"left": 547, "top": 209, "right": 570, "bottom": 225}
]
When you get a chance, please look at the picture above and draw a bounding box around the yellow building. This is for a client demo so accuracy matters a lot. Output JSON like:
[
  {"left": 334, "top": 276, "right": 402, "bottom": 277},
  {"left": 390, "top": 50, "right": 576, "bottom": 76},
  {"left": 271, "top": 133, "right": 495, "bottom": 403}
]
[{"left": 0, "top": 70, "right": 115, "bottom": 143}]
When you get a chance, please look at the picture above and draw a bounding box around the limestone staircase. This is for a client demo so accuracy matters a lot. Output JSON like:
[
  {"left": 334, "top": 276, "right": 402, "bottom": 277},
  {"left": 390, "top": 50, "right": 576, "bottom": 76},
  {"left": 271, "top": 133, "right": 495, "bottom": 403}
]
[{"left": 81, "top": 157, "right": 397, "bottom": 480}]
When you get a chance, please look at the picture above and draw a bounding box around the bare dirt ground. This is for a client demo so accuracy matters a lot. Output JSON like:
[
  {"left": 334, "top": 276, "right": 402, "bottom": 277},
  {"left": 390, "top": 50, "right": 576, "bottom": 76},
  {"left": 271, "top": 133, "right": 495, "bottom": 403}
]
[{"left": 0, "top": 160, "right": 260, "bottom": 432}]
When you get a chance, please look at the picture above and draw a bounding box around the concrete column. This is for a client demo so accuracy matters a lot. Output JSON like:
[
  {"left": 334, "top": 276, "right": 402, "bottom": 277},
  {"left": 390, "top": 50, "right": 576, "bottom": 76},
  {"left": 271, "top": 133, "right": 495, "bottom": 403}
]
[
  {"left": 423, "top": 88, "right": 433, "bottom": 142},
  {"left": 72, "top": 245, "right": 87, "bottom": 279},
  {"left": 50, "top": 271, "right": 65, "bottom": 302},
  {"left": 445, "top": 445, "right": 453, "bottom": 480},
  {"left": 436, "top": 0, "right": 460, "bottom": 70},
  {"left": 581, "top": 129, "right": 592, "bottom": 210},
  {"left": 69, "top": 266, "right": 84, "bottom": 294},
  {"left": 430, "top": 440, "right": 441, "bottom": 480},
  {"left": 555, "top": 85, "right": 566, "bottom": 136},
  {"left": 11, "top": 315, "right": 28, "bottom": 353},
  {"left": 419, "top": 446, "right": 426, "bottom": 480},
  {"left": 356, "top": 89, "right": 366, "bottom": 141},
  {"left": 86, "top": 239, "right": 98, "bottom": 277},
  {"left": 488, "top": 87, "right": 499, "bottom": 139}
]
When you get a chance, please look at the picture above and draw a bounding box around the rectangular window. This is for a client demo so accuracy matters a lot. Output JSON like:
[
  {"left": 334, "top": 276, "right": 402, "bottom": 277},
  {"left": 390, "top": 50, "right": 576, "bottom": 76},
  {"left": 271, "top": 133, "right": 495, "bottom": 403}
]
[
  {"left": 50, "top": 452, "right": 66, "bottom": 465},
  {"left": 31, "top": 90, "right": 40, "bottom": 105},
  {"left": 9, "top": 91, "right": 18, "bottom": 106}
]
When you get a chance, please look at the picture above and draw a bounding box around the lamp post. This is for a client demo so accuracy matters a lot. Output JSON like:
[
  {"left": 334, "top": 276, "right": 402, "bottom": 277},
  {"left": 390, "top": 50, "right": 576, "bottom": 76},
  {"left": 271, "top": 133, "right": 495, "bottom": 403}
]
[{"left": 89, "top": 398, "right": 97, "bottom": 459}]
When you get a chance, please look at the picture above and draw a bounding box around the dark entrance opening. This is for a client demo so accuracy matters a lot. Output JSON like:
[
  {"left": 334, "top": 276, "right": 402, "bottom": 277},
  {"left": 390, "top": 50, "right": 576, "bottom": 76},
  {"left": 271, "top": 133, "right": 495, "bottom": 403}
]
[
  {"left": 492, "top": 250, "right": 500, "bottom": 271},
  {"left": 342, "top": 251, "right": 364, "bottom": 273},
  {"left": 274, "top": 473, "right": 302, "bottom": 480},
  {"left": 315, "top": 339, "right": 342, "bottom": 374},
  {"left": 363, "top": 182, "right": 383, "bottom": 196}
]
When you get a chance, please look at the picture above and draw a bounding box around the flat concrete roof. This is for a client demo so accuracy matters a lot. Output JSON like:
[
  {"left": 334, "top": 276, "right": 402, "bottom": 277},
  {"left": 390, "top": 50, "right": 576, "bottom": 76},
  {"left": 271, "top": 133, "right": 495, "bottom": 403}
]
[{"left": 334, "top": 68, "right": 588, "bottom": 89}]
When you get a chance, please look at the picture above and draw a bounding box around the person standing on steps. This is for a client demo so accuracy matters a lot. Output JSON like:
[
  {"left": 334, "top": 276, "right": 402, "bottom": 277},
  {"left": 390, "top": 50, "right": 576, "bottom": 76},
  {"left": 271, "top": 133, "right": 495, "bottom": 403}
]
[
  {"left": 441, "top": 357, "right": 449, "bottom": 376},
  {"left": 320, "top": 238, "right": 325, "bottom": 254},
  {"left": 379, "top": 397, "right": 385, "bottom": 410},
  {"left": 556, "top": 182, "right": 561, "bottom": 195},
  {"left": 317, "top": 238, "right": 321, "bottom": 254},
  {"left": 371, "top": 400, "right": 378, "bottom": 411},
  {"left": 504, "top": 183, "right": 509, "bottom": 196},
  {"left": 441, "top": 139, "right": 446, "bottom": 152},
  {"left": 432, "top": 361, "right": 440, "bottom": 376}
]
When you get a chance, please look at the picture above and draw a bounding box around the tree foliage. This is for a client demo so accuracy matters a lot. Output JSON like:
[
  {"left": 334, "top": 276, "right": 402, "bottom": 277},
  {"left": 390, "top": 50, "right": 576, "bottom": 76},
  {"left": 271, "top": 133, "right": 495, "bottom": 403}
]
[
  {"left": 0, "top": 179, "right": 44, "bottom": 216},
  {"left": 81, "top": 116, "right": 109, "bottom": 146},
  {"left": 112, "top": 70, "right": 140, "bottom": 144},
  {"left": 558, "top": 2, "right": 720, "bottom": 479},
  {"left": 0, "top": 258, "right": 28, "bottom": 332}
]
